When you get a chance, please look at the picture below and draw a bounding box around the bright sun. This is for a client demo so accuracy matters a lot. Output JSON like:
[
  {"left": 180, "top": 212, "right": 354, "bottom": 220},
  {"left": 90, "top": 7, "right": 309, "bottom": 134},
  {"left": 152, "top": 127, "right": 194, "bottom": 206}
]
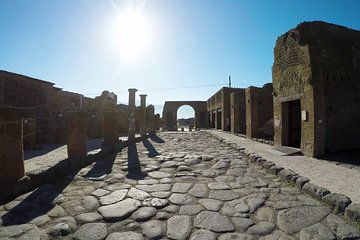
[{"left": 111, "top": 10, "right": 152, "bottom": 63}]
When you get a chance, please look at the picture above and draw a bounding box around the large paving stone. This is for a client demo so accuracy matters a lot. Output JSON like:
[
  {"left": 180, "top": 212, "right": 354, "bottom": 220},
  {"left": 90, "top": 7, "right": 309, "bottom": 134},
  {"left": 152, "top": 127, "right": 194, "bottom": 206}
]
[
  {"left": 199, "top": 198, "right": 223, "bottom": 211},
  {"left": 106, "top": 231, "right": 144, "bottom": 240},
  {"left": 218, "top": 233, "right": 254, "bottom": 240},
  {"left": 188, "top": 184, "right": 209, "bottom": 197},
  {"left": 148, "top": 171, "right": 172, "bottom": 179},
  {"left": 167, "top": 215, "right": 192, "bottom": 240},
  {"left": 169, "top": 193, "right": 196, "bottom": 205},
  {"left": 190, "top": 229, "right": 217, "bottom": 240},
  {"left": 172, "top": 183, "right": 193, "bottom": 193},
  {"left": 247, "top": 221, "right": 275, "bottom": 235},
  {"left": 128, "top": 187, "right": 151, "bottom": 200},
  {"left": 231, "top": 217, "right": 254, "bottom": 232},
  {"left": 99, "top": 189, "right": 128, "bottom": 205},
  {"left": 136, "top": 184, "right": 172, "bottom": 192},
  {"left": 98, "top": 198, "right": 141, "bottom": 222},
  {"left": 277, "top": 206, "right": 331, "bottom": 234},
  {"left": 0, "top": 224, "right": 42, "bottom": 239},
  {"left": 61, "top": 196, "right": 100, "bottom": 216},
  {"left": 131, "top": 207, "right": 157, "bottom": 221},
  {"left": 194, "top": 211, "right": 234, "bottom": 232},
  {"left": 299, "top": 223, "right": 335, "bottom": 240},
  {"left": 73, "top": 223, "right": 107, "bottom": 240},
  {"left": 75, "top": 212, "right": 103, "bottom": 224},
  {"left": 325, "top": 213, "right": 360, "bottom": 240},
  {"left": 209, "top": 190, "right": 238, "bottom": 201},
  {"left": 141, "top": 220, "right": 165, "bottom": 239},
  {"left": 179, "top": 204, "right": 204, "bottom": 215}
]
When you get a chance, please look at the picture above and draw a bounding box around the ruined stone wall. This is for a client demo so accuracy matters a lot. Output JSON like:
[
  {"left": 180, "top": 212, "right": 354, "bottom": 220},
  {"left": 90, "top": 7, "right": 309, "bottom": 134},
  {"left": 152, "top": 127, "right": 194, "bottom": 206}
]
[
  {"left": 230, "top": 89, "right": 246, "bottom": 134},
  {"left": 245, "top": 85, "right": 274, "bottom": 139}
]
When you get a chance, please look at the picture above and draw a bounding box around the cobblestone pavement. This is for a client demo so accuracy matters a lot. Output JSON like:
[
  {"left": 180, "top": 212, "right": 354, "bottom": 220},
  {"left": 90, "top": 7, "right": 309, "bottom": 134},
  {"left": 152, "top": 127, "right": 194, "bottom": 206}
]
[{"left": 1, "top": 132, "right": 359, "bottom": 239}]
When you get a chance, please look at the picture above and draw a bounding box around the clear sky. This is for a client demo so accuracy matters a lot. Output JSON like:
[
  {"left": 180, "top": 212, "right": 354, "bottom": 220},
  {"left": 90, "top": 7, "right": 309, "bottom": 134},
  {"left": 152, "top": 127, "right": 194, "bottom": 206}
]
[{"left": 1, "top": 0, "right": 360, "bottom": 118}]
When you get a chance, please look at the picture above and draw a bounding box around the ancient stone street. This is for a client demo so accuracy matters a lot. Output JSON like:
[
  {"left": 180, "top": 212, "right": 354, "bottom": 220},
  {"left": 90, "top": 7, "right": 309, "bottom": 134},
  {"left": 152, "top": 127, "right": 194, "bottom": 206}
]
[{"left": 1, "top": 131, "right": 359, "bottom": 239}]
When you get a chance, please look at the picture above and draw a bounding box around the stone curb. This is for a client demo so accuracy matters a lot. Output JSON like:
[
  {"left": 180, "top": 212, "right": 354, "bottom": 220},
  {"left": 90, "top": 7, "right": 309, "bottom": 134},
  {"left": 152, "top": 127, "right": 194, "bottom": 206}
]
[
  {"left": 205, "top": 131, "right": 360, "bottom": 229},
  {"left": 0, "top": 133, "right": 154, "bottom": 205}
]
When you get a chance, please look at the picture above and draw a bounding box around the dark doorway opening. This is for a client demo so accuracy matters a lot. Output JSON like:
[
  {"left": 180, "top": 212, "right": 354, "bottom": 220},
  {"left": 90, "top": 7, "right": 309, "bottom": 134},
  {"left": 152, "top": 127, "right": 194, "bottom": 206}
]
[
  {"left": 216, "top": 109, "right": 222, "bottom": 129},
  {"left": 285, "top": 100, "right": 301, "bottom": 148},
  {"left": 211, "top": 111, "right": 216, "bottom": 128}
]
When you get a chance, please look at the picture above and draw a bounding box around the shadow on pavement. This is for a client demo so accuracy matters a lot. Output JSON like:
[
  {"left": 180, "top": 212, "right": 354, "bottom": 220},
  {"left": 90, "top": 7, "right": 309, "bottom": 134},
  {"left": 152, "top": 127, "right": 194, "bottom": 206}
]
[
  {"left": 126, "top": 144, "right": 147, "bottom": 180},
  {"left": 150, "top": 134, "right": 165, "bottom": 143},
  {"left": 0, "top": 166, "right": 81, "bottom": 226},
  {"left": 85, "top": 153, "right": 116, "bottom": 178},
  {"left": 321, "top": 149, "right": 360, "bottom": 167},
  {"left": 142, "top": 139, "right": 160, "bottom": 158},
  {"left": 24, "top": 143, "right": 65, "bottom": 160}
]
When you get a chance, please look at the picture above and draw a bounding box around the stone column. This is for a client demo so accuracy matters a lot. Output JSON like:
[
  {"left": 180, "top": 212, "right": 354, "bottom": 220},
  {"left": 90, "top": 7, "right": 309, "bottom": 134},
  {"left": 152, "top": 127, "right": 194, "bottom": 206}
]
[
  {"left": 147, "top": 105, "right": 155, "bottom": 134},
  {"left": 139, "top": 94, "right": 147, "bottom": 136},
  {"left": 128, "top": 88, "right": 138, "bottom": 141},
  {"left": 67, "top": 112, "right": 88, "bottom": 158},
  {"left": 0, "top": 119, "right": 24, "bottom": 181},
  {"left": 103, "top": 111, "right": 119, "bottom": 148}
]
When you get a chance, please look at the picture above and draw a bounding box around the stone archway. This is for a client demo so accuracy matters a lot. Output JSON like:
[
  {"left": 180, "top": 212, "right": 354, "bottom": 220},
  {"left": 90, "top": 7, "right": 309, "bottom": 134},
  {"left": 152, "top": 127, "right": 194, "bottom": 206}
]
[{"left": 162, "top": 101, "right": 208, "bottom": 131}]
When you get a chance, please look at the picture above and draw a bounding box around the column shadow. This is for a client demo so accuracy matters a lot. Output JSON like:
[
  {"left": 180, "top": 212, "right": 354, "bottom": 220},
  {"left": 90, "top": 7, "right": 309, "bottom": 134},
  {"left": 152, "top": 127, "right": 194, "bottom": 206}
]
[
  {"left": 142, "top": 139, "right": 160, "bottom": 158},
  {"left": 150, "top": 134, "right": 165, "bottom": 143},
  {"left": 0, "top": 166, "right": 81, "bottom": 226},
  {"left": 84, "top": 153, "right": 116, "bottom": 179},
  {"left": 126, "top": 143, "right": 147, "bottom": 180}
]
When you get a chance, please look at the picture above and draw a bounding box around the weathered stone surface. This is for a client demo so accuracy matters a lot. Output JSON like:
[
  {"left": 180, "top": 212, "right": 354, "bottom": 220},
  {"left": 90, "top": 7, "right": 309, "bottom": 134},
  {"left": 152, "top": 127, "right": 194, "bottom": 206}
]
[
  {"left": 91, "top": 189, "right": 110, "bottom": 197},
  {"left": 247, "top": 221, "right": 275, "bottom": 235},
  {"left": 302, "top": 183, "right": 330, "bottom": 200},
  {"left": 209, "top": 190, "right": 238, "bottom": 201},
  {"left": 259, "top": 230, "right": 296, "bottom": 240},
  {"left": 199, "top": 198, "right": 223, "bottom": 211},
  {"left": 167, "top": 215, "right": 192, "bottom": 240},
  {"left": 208, "top": 182, "right": 231, "bottom": 190},
  {"left": 172, "top": 183, "right": 193, "bottom": 193},
  {"left": 141, "top": 220, "right": 165, "bottom": 239},
  {"left": 218, "top": 233, "right": 254, "bottom": 240},
  {"left": 98, "top": 198, "right": 141, "bottom": 221},
  {"left": 0, "top": 224, "right": 41, "bottom": 239},
  {"left": 299, "top": 223, "right": 335, "bottom": 240},
  {"left": 169, "top": 193, "right": 196, "bottom": 205},
  {"left": 136, "top": 184, "right": 172, "bottom": 192},
  {"left": 142, "top": 198, "right": 169, "bottom": 208},
  {"left": 277, "top": 206, "right": 331, "bottom": 234},
  {"left": 325, "top": 213, "right": 360, "bottom": 240},
  {"left": 131, "top": 207, "right": 157, "bottom": 221},
  {"left": 231, "top": 217, "right": 254, "bottom": 232},
  {"left": 322, "top": 193, "right": 352, "bottom": 213},
  {"left": 99, "top": 189, "right": 128, "bottom": 205},
  {"left": 194, "top": 211, "right": 234, "bottom": 232},
  {"left": 75, "top": 212, "right": 103, "bottom": 224},
  {"left": 345, "top": 203, "right": 360, "bottom": 224},
  {"left": 61, "top": 196, "right": 100, "bottom": 216},
  {"left": 246, "top": 197, "right": 266, "bottom": 213},
  {"left": 106, "top": 231, "right": 144, "bottom": 240},
  {"left": 190, "top": 229, "right": 217, "bottom": 240},
  {"left": 128, "top": 187, "right": 151, "bottom": 200},
  {"left": 73, "top": 223, "right": 107, "bottom": 240},
  {"left": 151, "top": 191, "right": 171, "bottom": 198},
  {"left": 189, "top": 184, "right": 209, "bottom": 197},
  {"left": 255, "top": 207, "right": 275, "bottom": 222},
  {"left": 179, "top": 204, "right": 204, "bottom": 215},
  {"left": 148, "top": 171, "right": 172, "bottom": 179}
]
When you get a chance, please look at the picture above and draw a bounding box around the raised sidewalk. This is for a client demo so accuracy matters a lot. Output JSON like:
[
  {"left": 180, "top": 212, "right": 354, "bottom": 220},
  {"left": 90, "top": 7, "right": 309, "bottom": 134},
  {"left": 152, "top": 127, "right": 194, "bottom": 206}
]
[{"left": 204, "top": 129, "right": 360, "bottom": 205}]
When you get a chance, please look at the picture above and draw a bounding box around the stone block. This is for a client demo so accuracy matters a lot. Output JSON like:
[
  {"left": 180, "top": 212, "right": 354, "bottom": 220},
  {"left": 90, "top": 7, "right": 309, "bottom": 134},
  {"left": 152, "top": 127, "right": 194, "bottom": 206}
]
[
  {"left": 345, "top": 204, "right": 360, "bottom": 225},
  {"left": 302, "top": 182, "right": 330, "bottom": 200},
  {"left": 322, "top": 193, "right": 352, "bottom": 214},
  {"left": 103, "top": 111, "right": 120, "bottom": 148},
  {"left": 67, "top": 112, "right": 88, "bottom": 158}
]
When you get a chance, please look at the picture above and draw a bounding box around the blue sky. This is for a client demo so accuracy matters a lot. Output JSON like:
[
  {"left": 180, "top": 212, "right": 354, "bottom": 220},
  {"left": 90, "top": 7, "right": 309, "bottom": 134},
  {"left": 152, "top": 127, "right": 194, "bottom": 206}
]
[{"left": 1, "top": 0, "right": 360, "bottom": 118}]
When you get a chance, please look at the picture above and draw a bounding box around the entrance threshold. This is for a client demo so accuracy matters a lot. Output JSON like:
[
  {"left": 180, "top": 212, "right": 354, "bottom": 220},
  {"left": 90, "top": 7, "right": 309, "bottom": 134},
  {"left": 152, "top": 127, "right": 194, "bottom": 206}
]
[{"left": 267, "top": 146, "right": 302, "bottom": 156}]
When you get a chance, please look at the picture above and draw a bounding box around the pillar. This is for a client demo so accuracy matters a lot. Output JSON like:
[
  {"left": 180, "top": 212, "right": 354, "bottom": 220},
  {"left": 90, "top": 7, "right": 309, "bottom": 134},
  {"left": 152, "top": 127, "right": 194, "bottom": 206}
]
[
  {"left": 0, "top": 119, "right": 24, "bottom": 181},
  {"left": 147, "top": 105, "right": 155, "bottom": 134},
  {"left": 139, "top": 94, "right": 147, "bottom": 136},
  {"left": 128, "top": 88, "right": 138, "bottom": 141},
  {"left": 67, "top": 112, "right": 88, "bottom": 158},
  {"left": 103, "top": 111, "right": 119, "bottom": 148}
]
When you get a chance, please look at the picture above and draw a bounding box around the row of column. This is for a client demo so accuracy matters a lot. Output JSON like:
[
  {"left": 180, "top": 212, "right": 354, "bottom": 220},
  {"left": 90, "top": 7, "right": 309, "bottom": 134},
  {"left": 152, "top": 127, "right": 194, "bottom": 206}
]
[{"left": 0, "top": 88, "right": 156, "bottom": 182}]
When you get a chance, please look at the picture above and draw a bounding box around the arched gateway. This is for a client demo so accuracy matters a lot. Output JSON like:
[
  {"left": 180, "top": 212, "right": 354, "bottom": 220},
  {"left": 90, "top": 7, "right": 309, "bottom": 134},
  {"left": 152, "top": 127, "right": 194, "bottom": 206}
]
[{"left": 162, "top": 101, "right": 208, "bottom": 130}]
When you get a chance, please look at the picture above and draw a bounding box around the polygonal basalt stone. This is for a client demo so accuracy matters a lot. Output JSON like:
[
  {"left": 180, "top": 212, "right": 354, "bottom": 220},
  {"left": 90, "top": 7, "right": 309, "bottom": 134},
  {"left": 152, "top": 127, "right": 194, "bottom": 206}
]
[
  {"left": 299, "top": 223, "right": 335, "bottom": 240},
  {"left": 73, "top": 223, "right": 107, "bottom": 240},
  {"left": 190, "top": 229, "right": 217, "bottom": 240},
  {"left": 167, "top": 215, "right": 192, "bottom": 240},
  {"left": 106, "top": 231, "right": 144, "bottom": 240},
  {"left": 148, "top": 171, "right": 172, "bottom": 179},
  {"left": 199, "top": 198, "right": 223, "bottom": 211},
  {"left": 141, "top": 220, "right": 166, "bottom": 239},
  {"left": 142, "top": 198, "right": 169, "bottom": 208},
  {"left": 98, "top": 198, "right": 141, "bottom": 222},
  {"left": 128, "top": 187, "right": 151, "bottom": 201},
  {"left": 179, "top": 204, "right": 204, "bottom": 215},
  {"left": 131, "top": 207, "right": 157, "bottom": 221},
  {"left": 302, "top": 183, "right": 330, "bottom": 200},
  {"left": 188, "top": 184, "right": 209, "bottom": 198},
  {"left": 325, "top": 213, "right": 360, "bottom": 240},
  {"left": 171, "top": 183, "right": 193, "bottom": 193},
  {"left": 169, "top": 193, "right": 196, "bottom": 205},
  {"left": 0, "top": 224, "right": 42, "bottom": 239},
  {"left": 345, "top": 203, "right": 360, "bottom": 224},
  {"left": 75, "top": 212, "right": 103, "bottom": 224},
  {"left": 218, "top": 233, "right": 254, "bottom": 240},
  {"left": 194, "top": 211, "right": 234, "bottom": 232},
  {"left": 277, "top": 206, "right": 331, "bottom": 234},
  {"left": 60, "top": 196, "right": 100, "bottom": 216},
  {"left": 209, "top": 190, "right": 238, "bottom": 201},
  {"left": 99, "top": 189, "right": 128, "bottom": 205}
]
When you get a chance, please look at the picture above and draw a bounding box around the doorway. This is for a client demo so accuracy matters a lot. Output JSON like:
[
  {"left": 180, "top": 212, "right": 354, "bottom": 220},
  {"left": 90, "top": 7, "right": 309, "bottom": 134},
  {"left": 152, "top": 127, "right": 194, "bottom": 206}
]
[
  {"left": 285, "top": 100, "right": 301, "bottom": 148},
  {"left": 216, "top": 108, "right": 222, "bottom": 129}
]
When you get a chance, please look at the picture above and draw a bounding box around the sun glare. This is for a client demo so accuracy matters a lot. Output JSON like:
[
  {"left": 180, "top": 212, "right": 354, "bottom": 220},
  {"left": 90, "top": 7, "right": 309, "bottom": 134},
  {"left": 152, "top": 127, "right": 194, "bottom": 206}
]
[{"left": 111, "top": 10, "right": 152, "bottom": 63}]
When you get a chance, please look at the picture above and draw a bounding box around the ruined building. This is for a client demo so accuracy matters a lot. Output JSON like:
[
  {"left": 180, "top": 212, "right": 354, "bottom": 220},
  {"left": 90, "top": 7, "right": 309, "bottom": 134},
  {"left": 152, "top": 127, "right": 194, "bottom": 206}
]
[
  {"left": 207, "top": 87, "right": 245, "bottom": 131},
  {"left": 245, "top": 83, "right": 274, "bottom": 139},
  {"left": 272, "top": 21, "right": 360, "bottom": 157}
]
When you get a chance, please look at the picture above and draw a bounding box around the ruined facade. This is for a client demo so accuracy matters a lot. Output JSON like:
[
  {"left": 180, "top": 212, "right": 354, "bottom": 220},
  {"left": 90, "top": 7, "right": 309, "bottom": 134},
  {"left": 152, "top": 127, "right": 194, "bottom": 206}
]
[
  {"left": 272, "top": 21, "right": 360, "bottom": 157},
  {"left": 162, "top": 101, "right": 208, "bottom": 131},
  {"left": 245, "top": 83, "right": 274, "bottom": 139},
  {"left": 207, "top": 87, "right": 244, "bottom": 131},
  {"left": 230, "top": 89, "right": 246, "bottom": 134}
]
